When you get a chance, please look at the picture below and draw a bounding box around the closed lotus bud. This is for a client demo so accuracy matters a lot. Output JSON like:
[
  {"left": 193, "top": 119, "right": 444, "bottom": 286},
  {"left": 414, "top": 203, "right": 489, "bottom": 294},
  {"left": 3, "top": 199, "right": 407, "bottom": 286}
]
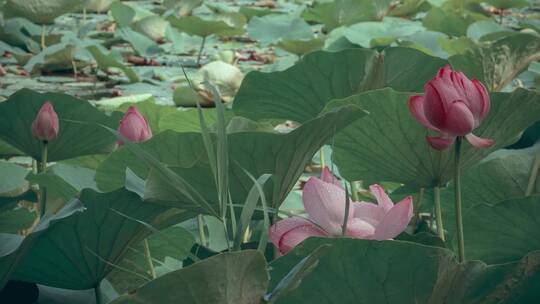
[
  {"left": 31, "top": 102, "right": 59, "bottom": 142},
  {"left": 408, "top": 65, "right": 494, "bottom": 150},
  {"left": 117, "top": 106, "right": 152, "bottom": 145}
]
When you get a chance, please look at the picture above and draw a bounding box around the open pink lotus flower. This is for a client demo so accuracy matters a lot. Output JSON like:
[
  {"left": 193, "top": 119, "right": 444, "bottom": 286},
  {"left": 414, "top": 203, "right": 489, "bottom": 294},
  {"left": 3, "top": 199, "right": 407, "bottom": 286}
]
[
  {"left": 408, "top": 64, "right": 494, "bottom": 150},
  {"left": 269, "top": 167, "right": 413, "bottom": 255},
  {"left": 117, "top": 106, "right": 152, "bottom": 145}
]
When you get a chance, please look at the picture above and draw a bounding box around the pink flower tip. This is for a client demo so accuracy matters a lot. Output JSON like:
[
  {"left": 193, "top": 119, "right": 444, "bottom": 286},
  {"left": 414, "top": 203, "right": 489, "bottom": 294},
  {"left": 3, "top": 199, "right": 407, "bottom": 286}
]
[
  {"left": 31, "top": 101, "right": 59, "bottom": 142},
  {"left": 117, "top": 106, "right": 153, "bottom": 145}
]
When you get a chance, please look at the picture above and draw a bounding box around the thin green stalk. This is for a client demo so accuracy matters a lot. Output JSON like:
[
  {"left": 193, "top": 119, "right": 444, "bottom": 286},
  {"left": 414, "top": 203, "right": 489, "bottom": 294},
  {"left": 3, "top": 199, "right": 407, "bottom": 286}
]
[
  {"left": 454, "top": 137, "right": 465, "bottom": 263},
  {"left": 94, "top": 284, "right": 102, "bottom": 304},
  {"left": 196, "top": 36, "right": 207, "bottom": 66},
  {"left": 197, "top": 214, "right": 207, "bottom": 247},
  {"left": 350, "top": 181, "right": 360, "bottom": 202},
  {"left": 41, "top": 26, "right": 46, "bottom": 50},
  {"left": 525, "top": 151, "right": 540, "bottom": 197},
  {"left": 39, "top": 142, "right": 48, "bottom": 217},
  {"left": 412, "top": 188, "right": 424, "bottom": 229},
  {"left": 341, "top": 184, "right": 351, "bottom": 236},
  {"left": 433, "top": 186, "right": 445, "bottom": 241},
  {"left": 143, "top": 239, "right": 156, "bottom": 279},
  {"left": 319, "top": 148, "right": 325, "bottom": 169}
]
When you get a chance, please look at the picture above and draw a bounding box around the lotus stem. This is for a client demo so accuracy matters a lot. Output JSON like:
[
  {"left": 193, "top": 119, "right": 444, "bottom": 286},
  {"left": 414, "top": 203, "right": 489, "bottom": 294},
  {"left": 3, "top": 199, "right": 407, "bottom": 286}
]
[
  {"left": 39, "top": 142, "right": 48, "bottom": 217},
  {"left": 41, "top": 26, "right": 46, "bottom": 50},
  {"left": 341, "top": 184, "right": 351, "bottom": 236},
  {"left": 433, "top": 186, "right": 445, "bottom": 241},
  {"left": 412, "top": 188, "right": 424, "bottom": 229},
  {"left": 319, "top": 148, "right": 325, "bottom": 168},
  {"left": 196, "top": 36, "right": 207, "bottom": 66},
  {"left": 526, "top": 151, "right": 540, "bottom": 197},
  {"left": 143, "top": 239, "right": 156, "bottom": 279},
  {"left": 454, "top": 137, "right": 465, "bottom": 263},
  {"left": 349, "top": 181, "right": 360, "bottom": 202},
  {"left": 197, "top": 214, "right": 207, "bottom": 247},
  {"left": 94, "top": 283, "right": 102, "bottom": 304}
]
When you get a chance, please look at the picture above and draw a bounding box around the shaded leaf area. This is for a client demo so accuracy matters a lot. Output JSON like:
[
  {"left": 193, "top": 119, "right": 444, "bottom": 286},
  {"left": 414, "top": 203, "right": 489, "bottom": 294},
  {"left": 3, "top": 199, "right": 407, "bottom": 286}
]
[
  {"left": 110, "top": 251, "right": 268, "bottom": 304},
  {"left": 330, "top": 88, "right": 540, "bottom": 189},
  {"left": 0, "top": 89, "right": 121, "bottom": 162},
  {"left": 463, "top": 195, "right": 540, "bottom": 265},
  {"left": 97, "top": 105, "right": 364, "bottom": 211},
  {"left": 0, "top": 161, "right": 28, "bottom": 196},
  {"left": 418, "top": 146, "right": 540, "bottom": 242},
  {"left": 301, "top": 0, "right": 392, "bottom": 31},
  {"left": 0, "top": 199, "right": 84, "bottom": 289},
  {"left": 11, "top": 188, "right": 191, "bottom": 290},
  {"left": 107, "top": 225, "right": 196, "bottom": 294},
  {"left": 233, "top": 47, "right": 446, "bottom": 123},
  {"left": 26, "top": 163, "right": 98, "bottom": 202},
  {"left": 449, "top": 33, "right": 540, "bottom": 91},
  {"left": 269, "top": 238, "right": 540, "bottom": 304}
]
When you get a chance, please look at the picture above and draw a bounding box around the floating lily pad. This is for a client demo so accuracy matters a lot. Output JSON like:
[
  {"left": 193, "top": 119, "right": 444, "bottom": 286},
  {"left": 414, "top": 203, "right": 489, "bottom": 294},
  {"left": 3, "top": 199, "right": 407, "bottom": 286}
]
[
  {"left": 168, "top": 16, "right": 243, "bottom": 38},
  {"left": 343, "top": 17, "right": 424, "bottom": 48},
  {"left": 3, "top": 0, "right": 86, "bottom": 24},
  {"left": 247, "top": 14, "right": 313, "bottom": 45}
]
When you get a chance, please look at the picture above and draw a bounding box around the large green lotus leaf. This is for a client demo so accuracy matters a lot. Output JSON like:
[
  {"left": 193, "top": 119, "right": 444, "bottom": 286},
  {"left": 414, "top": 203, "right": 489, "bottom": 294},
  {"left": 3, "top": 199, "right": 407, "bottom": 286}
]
[
  {"left": 449, "top": 33, "right": 540, "bottom": 91},
  {"left": 0, "top": 161, "right": 28, "bottom": 197},
  {"left": 0, "top": 139, "right": 23, "bottom": 158},
  {"left": 301, "top": 0, "right": 391, "bottom": 31},
  {"left": 158, "top": 108, "right": 218, "bottom": 133},
  {"left": 3, "top": 0, "right": 86, "bottom": 24},
  {"left": 269, "top": 238, "right": 540, "bottom": 303},
  {"left": 330, "top": 88, "right": 540, "bottom": 189},
  {"left": 99, "top": 105, "right": 364, "bottom": 211},
  {"left": 343, "top": 17, "right": 424, "bottom": 48},
  {"left": 87, "top": 45, "right": 140, "bottom": 83},
  {"left": 233, "top": 47, "right": 446, "bottom": 123},
  {"left": 95, "top": 131, "right": 205, "bottom": 192},
  {"left": 117, "top": 27, "right": 162, "bottom": 57},
  {"left": 26, "top": 163, "right": 98, "bottom": 203},
  {"left": 11, "top": 188, "right": 191, "bottom": 289},
  {"left": 247, "top": 14, "right": 313, "bottom": 45},
  {"left": 0, "top": 203, "right": 35, "bottom": 233},
  {"left": 168, "top": 16, "right": 243, "bottom": 38},
  {"left": 422, "top": 6, "right": 483, "bottom": 37},
  {"left": 0, "top": 89, "right": 120, "bottom": 162},
  {"left": 463, "top": 195, "right": 540, "bottom": 265},
  {"left": 435, "top": 145, "right": 539, "bottom": 229},
  {"left": 106, "top": 225, "right": 196, "bottom": 294},
  {"left": 110, "top": 251, "right": 268, "bottom": 304},
  {"left": 274, "top": 37, "right": 325, "bottom": 56},
  {"left": 486, "top": 0, "right": 528, "bottom": 9},
  {"left": 0, "top": 199, "right": 84, "bottom": 289},
  {"left": 466, "top": 20, "right": 511, "bottom": 41}
]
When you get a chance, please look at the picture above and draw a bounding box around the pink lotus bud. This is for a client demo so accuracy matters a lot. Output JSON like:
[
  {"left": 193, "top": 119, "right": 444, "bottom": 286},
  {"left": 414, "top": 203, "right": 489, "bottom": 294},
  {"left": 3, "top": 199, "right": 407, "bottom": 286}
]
[
  {"left": 117, "top": 106, "right": 152, "bottom": 145},
  {"left": 31, "top": 102, "right": 59, "bottom": 142},
  {"left": 408, "top": 65, "right": 494, "bottom": 150}
]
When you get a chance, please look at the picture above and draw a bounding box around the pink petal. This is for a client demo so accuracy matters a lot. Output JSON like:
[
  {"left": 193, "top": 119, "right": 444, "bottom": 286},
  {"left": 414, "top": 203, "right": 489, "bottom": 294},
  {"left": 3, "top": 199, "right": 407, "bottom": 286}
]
[
  {"left": 424, "top": 81, "right": 449, "bottom": 129},
  {"left": 303, "top": 177, "right": 351, "bottom": 235},
  {"left": 443, "top": 101, "right": 475, "bottom": 136},
  {"left": 369, "top": 184, "right": 394, "bottom": 211},
  {"left": 372, "top": 196, "right": 413, "bottom": 240},
  {"left": 408, "top": 95, "right": 440, "bottom": 131},
  {"left": 346, "top": 218, "right": 376, "bottom": 239},
  {"left": 320, "top": 166, "right": 342, "bottom": 188},
  {"left": 472, "top": 79, "right": 490, "bottom": 121},
  {"left": 465, "top": 133, "right": 494, "bottom": 149},
  {"left": 352, "top": 201, "right": 386, "bottom": 227},
  {"left": 426, "top": 135, "right": 455, "bottom": 150},
  {"left": 269, "top": 217, "right": 327, "bottom": 254}
]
